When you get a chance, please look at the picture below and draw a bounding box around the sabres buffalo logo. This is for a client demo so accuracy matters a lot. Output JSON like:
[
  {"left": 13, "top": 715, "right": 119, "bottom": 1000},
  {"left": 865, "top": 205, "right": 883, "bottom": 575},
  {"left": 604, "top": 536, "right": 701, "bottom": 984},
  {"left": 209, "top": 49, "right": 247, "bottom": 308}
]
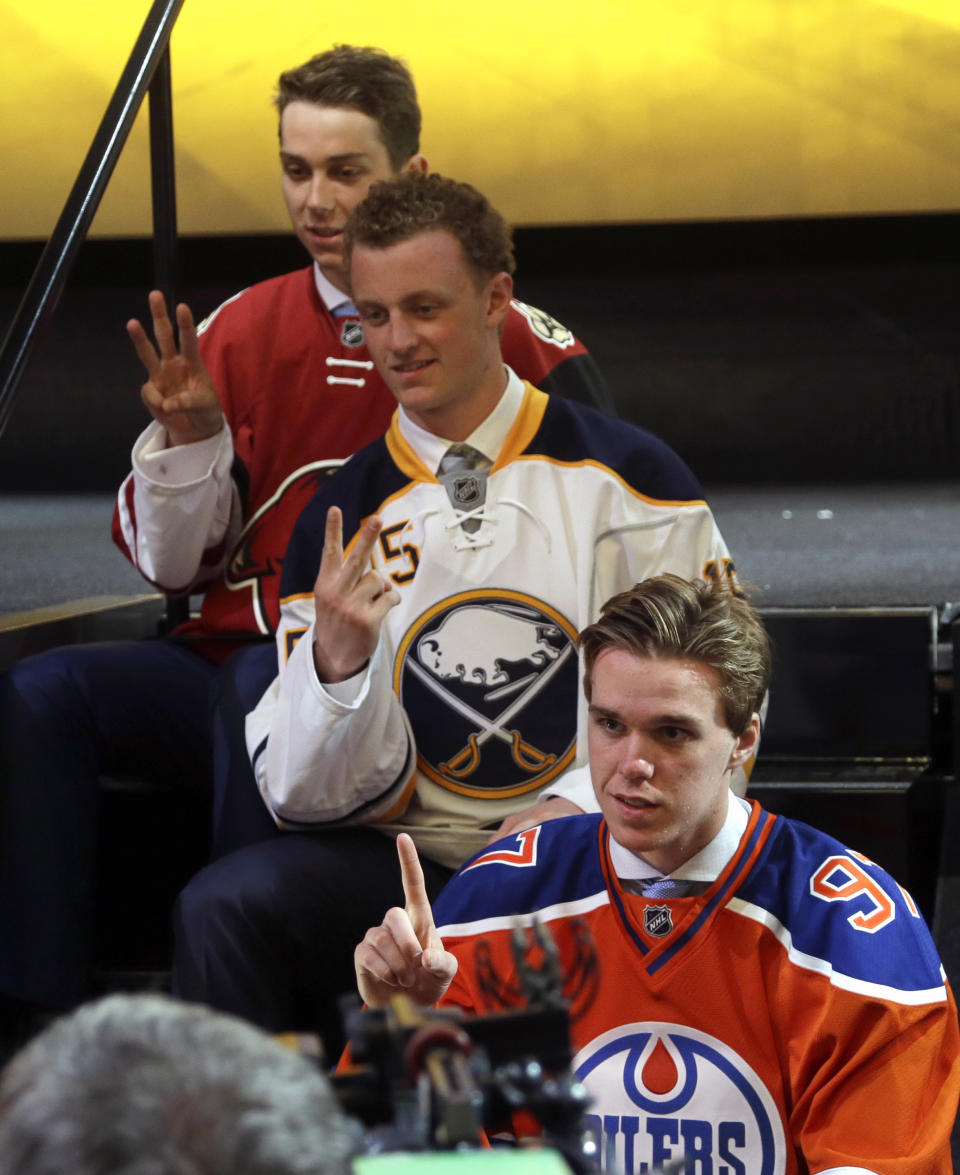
[
  {"left": 226, "top": 460, "right": 343, "bottom": 634},
  {"left": 511, "top": 299, "right": 575, "bottom": 349},
  {"left": 394, "top": 591, "right": 579, "bottom": 798}
]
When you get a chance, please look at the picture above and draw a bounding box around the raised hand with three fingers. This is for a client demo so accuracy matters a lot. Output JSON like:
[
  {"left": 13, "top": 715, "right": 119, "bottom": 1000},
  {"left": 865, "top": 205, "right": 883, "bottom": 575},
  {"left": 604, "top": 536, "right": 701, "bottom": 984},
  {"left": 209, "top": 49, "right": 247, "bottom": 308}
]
[
  {"left": 354, "top": 833, "right": 458, "bottom": 1009},
  {"left": 312, "top": 505, "right": 401, "bottom": 683},
  {"left": 126, "top": 289, "right": 223, "bottom": 447}
]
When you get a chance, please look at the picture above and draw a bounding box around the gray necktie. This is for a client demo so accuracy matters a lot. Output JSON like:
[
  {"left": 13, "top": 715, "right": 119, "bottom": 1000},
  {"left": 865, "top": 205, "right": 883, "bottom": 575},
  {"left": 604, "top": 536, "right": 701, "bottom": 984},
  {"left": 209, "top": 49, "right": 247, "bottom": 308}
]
[{"left": 438, "top": 443, "right": 492, "bottom": 534}]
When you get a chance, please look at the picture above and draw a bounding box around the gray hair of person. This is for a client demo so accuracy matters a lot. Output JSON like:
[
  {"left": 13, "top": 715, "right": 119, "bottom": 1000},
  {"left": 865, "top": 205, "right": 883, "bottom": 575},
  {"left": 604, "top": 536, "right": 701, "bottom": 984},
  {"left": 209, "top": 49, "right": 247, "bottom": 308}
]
[
  {"left": 0, "top": 993, "right": 359, "bottom": 1175},
  {"left": 578, "top": 574, "right": 771, "bottom": 736},
  {"left": 275, "top": 44, "right": 421, "bottom": 171},
  {"left": 343, "top": 171, "right": 516, "bottom": 290}
]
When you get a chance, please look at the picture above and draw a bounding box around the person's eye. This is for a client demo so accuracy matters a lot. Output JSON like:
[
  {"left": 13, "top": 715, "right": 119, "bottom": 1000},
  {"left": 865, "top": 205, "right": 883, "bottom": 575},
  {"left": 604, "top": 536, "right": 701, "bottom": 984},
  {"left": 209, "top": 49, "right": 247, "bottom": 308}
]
[
  {"left": 360, "top": 308, "right": 387, "bottom": 327},
  {"left": 659, "top": 726, "right": 690, "bottom": 743}
]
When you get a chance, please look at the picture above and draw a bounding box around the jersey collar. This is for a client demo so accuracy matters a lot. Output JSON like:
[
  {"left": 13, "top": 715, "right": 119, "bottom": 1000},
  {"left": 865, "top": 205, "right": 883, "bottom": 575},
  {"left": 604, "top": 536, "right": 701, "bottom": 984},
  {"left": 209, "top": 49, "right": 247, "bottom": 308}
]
[
  {"left": 395, "top": 365, "right": 524, "bottom": 474},
  {"left": 608, "top": 792, "right": 751, "bottom": 886}
]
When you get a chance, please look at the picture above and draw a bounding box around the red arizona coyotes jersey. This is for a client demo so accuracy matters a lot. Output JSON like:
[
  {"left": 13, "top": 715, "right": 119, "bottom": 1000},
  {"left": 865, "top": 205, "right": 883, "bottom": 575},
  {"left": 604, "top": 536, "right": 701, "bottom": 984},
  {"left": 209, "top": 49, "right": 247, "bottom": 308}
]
[
  {"left": 434, "top": 808, "right": 960, "bottom": 1174},
  {"left": 111, "top": 266, "right": 610, "bottom": 654}
]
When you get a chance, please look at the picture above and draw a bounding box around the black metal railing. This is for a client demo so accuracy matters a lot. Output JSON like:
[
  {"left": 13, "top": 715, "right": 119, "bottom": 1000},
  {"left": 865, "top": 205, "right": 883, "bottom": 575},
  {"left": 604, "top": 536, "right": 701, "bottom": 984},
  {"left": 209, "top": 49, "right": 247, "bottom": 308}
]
[
  {"left": 0, "top": 0, "right": 188, "bottom": 625},
  {"left": 0, "top": 0, "right": 185, "bottom": 442}
]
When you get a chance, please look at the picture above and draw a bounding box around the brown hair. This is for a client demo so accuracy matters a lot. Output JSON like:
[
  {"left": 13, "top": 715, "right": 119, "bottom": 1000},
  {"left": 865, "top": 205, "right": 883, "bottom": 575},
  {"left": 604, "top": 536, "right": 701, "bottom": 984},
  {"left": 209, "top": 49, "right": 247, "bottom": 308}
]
[
  {"left": 579, "top": 574, "right": 770, "bottom": 735},
  {"left": 343, "top": 172, "right": 515, "bottom": 287},
  {"left": 275, "top": 45, "right": 420, "bottom": 171}
]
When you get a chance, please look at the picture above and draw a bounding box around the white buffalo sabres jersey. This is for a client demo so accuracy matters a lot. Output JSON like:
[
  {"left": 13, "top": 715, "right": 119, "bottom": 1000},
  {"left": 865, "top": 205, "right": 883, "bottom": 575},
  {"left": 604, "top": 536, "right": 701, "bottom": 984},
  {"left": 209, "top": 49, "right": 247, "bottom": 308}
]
[{"left": 246, "top": 380, "right": 737, "bottom": 868}]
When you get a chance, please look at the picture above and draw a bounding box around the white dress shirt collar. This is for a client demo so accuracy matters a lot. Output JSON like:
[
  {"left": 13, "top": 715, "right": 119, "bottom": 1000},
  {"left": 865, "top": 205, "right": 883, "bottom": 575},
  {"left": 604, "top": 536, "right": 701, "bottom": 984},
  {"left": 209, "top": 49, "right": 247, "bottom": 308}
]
[
  {"left": 313, "top": 262, "right": 355, "bottom": 315},
  {"left": 608, "top": 792, "right": 751, "bottom": 884},
  {"left": 396, "top": 365, "right": 523, "bottom": 473}
]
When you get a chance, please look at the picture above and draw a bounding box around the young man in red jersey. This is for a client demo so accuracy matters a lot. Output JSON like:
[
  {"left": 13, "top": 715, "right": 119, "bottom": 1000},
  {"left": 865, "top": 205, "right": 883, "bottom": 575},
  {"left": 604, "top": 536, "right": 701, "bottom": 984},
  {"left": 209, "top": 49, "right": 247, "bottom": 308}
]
[{"left": 0, "top": 47, "right": 611, "bottom": 1058}]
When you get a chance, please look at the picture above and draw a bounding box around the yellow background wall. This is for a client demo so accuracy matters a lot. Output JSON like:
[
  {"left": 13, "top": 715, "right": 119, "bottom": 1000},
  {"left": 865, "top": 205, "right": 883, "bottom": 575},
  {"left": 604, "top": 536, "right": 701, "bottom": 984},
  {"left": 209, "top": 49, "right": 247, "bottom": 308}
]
[{"left": 2, "top": 0, "right": 959, "bottom": 239}]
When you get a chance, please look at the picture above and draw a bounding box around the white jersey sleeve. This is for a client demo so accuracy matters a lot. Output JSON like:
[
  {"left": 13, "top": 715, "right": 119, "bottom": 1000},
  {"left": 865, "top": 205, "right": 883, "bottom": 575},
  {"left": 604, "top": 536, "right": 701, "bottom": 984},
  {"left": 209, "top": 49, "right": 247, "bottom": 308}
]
[
  {"left": 245, "top": 598, "right": 416, "bottom": 827},
  {"left": 114, "top": 421, "right": 240, "bottom": 593}
]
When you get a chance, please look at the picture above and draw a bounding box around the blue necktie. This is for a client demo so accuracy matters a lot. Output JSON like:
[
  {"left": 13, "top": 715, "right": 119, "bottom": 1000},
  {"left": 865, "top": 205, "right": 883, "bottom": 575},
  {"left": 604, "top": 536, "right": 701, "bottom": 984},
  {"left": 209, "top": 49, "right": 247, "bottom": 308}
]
[{"left": 638, "top": 877, "right": 692, "bottom": 900}]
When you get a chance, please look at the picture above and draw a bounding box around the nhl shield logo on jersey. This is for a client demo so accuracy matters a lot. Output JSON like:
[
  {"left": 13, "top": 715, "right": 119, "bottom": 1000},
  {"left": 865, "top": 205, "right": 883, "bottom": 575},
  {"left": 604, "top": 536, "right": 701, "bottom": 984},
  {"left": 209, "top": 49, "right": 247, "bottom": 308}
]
[
  {"left": 451, "top": 474, "right": 482, "bottom": 508},
  {"left": 340, "top": 320, "right": 364, "bottom": 348},
  {"left": 574, "top": 1023, "right": 786, "bottom": 1174},
  {"left": 511, "top": 300, "right": 575, "bottom": 349},
  {"left": 394, "top": 591, "right": 578, "bottom": 798},
  {"left": 643, "top": 906, "right": 673, "bottom": 938}
]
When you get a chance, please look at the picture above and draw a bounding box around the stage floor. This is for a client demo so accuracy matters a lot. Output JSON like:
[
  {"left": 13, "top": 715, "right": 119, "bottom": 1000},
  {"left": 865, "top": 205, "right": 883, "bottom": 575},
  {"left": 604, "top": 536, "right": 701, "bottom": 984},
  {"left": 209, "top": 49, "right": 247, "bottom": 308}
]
[{"left": 1, "top": 482, "right": 958, "bottom": 617}]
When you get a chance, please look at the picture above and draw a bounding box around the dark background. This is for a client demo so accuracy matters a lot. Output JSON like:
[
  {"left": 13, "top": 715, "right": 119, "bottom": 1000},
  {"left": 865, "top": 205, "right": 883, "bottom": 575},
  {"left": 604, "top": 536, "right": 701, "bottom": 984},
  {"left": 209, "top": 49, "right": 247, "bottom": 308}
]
[{"left": 2, "top": 210, "right": 957, "bottom": 493}]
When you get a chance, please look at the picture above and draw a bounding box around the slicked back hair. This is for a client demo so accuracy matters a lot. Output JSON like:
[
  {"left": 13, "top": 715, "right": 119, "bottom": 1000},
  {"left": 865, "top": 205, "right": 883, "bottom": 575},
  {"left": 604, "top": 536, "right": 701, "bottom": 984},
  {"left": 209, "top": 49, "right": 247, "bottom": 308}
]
[{"left": 579, "top": 574, "right": 770, "bottom": 736}]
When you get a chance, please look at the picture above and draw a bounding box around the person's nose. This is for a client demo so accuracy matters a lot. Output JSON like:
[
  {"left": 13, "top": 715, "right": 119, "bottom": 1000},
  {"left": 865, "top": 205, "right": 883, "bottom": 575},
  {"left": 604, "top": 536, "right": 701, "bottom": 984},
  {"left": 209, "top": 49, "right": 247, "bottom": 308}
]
[
  {"left": 620, "top": 735, "right": 655, "bottom": 781},
  {"left": 387, "top": 314, "right": 418, "bottom": 353},
  {"left": 305, "top": 173, "right": 335, "bottom": 216}
]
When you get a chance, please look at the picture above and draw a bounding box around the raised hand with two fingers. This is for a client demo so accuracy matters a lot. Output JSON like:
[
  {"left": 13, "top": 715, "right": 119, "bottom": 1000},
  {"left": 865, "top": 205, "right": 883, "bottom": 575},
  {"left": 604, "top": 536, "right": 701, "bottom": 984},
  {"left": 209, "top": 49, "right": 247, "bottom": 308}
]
[
  {"left": 126, "top": 289, "right": 223, "bottom": 447},
  {"left": 312, "top": 506, "right": 401, "bottom": 683},
  {"left": 354, "top": 833, "right": 458, "bottom": 1009}
]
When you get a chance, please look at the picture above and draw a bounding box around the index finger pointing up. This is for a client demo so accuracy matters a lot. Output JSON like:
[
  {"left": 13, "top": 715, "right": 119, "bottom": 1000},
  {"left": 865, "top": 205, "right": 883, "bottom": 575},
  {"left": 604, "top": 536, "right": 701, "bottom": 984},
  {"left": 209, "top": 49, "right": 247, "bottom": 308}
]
[
  {"left": 319, "top": 506, "right": 345, "bottom": 572},
  {"left": 397, "top": 833, "right": 434, "bottom": 946}
]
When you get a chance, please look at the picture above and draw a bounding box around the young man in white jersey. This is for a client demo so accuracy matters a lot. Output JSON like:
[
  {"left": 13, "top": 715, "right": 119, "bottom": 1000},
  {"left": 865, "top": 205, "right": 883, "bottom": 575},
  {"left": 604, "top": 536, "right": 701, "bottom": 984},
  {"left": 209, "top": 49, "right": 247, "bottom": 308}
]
[{"left": 173, "top": 173, "right": 739, "bottom": 1056}]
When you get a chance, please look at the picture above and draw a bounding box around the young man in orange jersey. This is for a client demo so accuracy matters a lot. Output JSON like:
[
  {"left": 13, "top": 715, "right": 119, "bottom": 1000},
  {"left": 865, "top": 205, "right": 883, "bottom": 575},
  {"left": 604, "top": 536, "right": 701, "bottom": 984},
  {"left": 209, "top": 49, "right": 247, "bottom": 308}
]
[{"left": 356, "top": 574, "right": 960, "bottom": 1174}]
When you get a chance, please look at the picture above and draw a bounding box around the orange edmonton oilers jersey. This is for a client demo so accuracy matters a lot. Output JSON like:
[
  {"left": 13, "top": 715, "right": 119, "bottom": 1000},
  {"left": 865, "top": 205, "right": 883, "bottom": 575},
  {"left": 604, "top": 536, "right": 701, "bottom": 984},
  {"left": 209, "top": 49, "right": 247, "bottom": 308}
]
[{"left": 433, "top": 806, "right": 960, "bottom": 1174}]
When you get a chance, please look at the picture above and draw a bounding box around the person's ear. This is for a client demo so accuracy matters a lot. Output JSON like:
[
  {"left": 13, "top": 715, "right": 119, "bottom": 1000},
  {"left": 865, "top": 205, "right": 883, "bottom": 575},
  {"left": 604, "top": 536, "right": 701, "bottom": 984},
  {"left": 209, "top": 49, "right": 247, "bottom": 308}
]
[
  {"left": 728, "top": 713, "right": 761, "bottom": 772},
  {"left": 403, "top": 154, "right": 429, "bottom": 175},
  {"left": 485, "top": 272, "right": 513, "bottom": 328}
]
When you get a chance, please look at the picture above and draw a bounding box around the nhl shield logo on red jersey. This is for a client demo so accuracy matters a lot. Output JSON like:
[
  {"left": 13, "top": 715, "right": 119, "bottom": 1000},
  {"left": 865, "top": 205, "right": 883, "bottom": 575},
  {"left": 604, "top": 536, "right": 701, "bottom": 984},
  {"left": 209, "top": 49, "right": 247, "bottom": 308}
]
[
  {"left": 340, "top": 320, "right": 364, "bottom": 348},
  {"left": 394, "top": 591, "right": 578, "bottom": 798},
  {"left": 574, "top": 1022, "right": 786, "bottom": 1174}
]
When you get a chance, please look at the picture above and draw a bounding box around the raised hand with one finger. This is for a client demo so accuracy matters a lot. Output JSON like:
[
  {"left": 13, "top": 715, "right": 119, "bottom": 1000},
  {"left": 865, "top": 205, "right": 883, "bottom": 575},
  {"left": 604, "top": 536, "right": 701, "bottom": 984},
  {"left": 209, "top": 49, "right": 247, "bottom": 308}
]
[{"left": 354, "top": 833, "right": 458, "bottom": 1009}]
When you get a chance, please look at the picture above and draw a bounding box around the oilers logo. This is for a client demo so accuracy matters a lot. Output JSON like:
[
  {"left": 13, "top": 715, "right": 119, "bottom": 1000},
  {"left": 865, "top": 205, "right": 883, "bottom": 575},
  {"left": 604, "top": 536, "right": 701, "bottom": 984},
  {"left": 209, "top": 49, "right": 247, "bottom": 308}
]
[
  {"left": 394, "top": 591, "right": 579, "bottom": 798},
  {"left": 511, "top": 300, "right": 576, "bottom": 349},
  {"left": 575, "top": 1023, "right": 786, "bottom": 1174}
]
